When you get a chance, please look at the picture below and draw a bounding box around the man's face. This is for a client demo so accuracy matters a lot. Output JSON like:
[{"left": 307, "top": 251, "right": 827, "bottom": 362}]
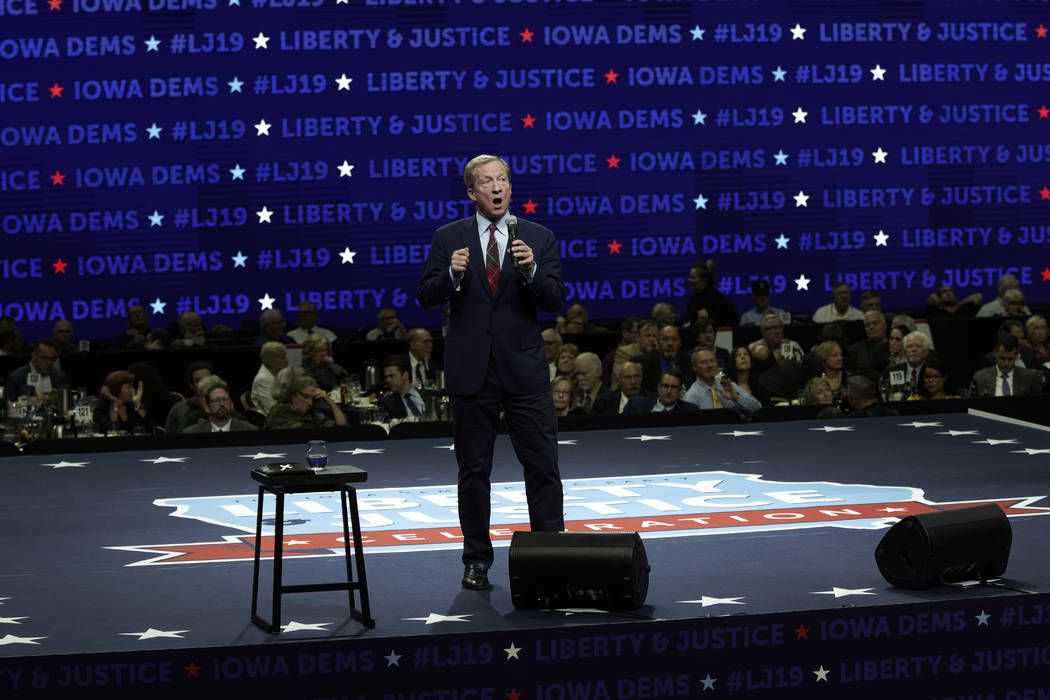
[
  {"left": 761, "top": 319, "right": 784, "bottom": 346},
  {"left": 995, "top": 346, "right": 1019, "bottom": 374},
  {"left": 619, "top": 363, "right": 642, "bottom": 397},
  {"left": 191, "top": 368, "right": 212, "bottom": 395},
  {"left": 861, "top": 295, "right": 881, "bottom": 312},
  {"left": 205, "top": 389, "right": 232, "bottom": 422},
  {"left": 696, "top": 325, "right": 716, "bottom": 348},
  {"left": 378, "top": 311, "right": 399, "bottom": 331},
  {"left": 410, "top": 331, "right": 433, "bottom": 360},
  {"left": 263, "top": 314, "right": 285, "bottom": 339},
  {"left": 1005, "top": 301, "right": 1024, "bottom": 317},
  {"left": 833, "top": 285, "right": 851, "bottom": 310},
  {"left": 658, "top": 327, "right": 681, "bottom": 358},
  {"left": 297, "top": 305, "right": 318, "bottom": 329},
  {"left": 467, "top": 160, "right": 511, "bottom": 221},
  {"left": 752, "top": 293, "right": 770, "bottom": 310},
  {"left": 184, "top": 314, "right": 204, "bottom": 335},
  {"left": 693, "top": 350, "right": 719, "bottom": 383},
  {"left": 937, "top": 286, "right": 956, "bottom": 305},
  {"left": 383, "top": 366, "right": 411, "bottom": 394},
  {"left": 656, "top": 374, "right": 682, "bottom": 407},
  {"left": 621, "top": 322, "right": 639, "bottom": 345},
  {"left": 543, "top": 332, "right": 561, "bottom": 362},
  {"left": 573, "top": 361, "right": 600, "bottom": 393},
  {"left": 864, "top": 315, "right": 887, "bottom": 341},
  {"left": 904, "top": 337, "right": 928, "bottom": 364},
  {"left": 30, "top": 345, "right": 58, "bottom": 375},
  {"left": 54, "top": 324, "right": 72, "bottom": 345},
  {"left": 638, "top": 325, "right": 658, "bottom": 352}
]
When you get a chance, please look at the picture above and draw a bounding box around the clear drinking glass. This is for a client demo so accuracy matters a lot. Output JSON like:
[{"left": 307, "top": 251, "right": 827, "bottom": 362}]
[{"left": 306, "top": 440, "right": 328, "bottom": 471}]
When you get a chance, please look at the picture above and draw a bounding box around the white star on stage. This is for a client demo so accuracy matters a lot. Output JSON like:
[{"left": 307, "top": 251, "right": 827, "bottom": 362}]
[
  {"left": 899, "top": 421, "right": 942, "bottom": 428},
  {"left": 227, "top": 76, "right": 244, "bottom": 93},
  {"left": 254, "top": 119, "right": 271, "bottom": 136},
  {"left": 792, "top": 107, "right": 808, "bottom": 123},
  {"left": 259, "top": 292, "right": 274, "bottom": 309},
  {"left": 0, "top": 617, "right": 27, "bottom": 624},
  {"left": 148, "top": 210, "right": 164, "bottom": 227},
  {"left": 241, "top": 452, "right": 287, "bottom": 460},
  {"left": 795, "top": 274, "right": 810, "bottom": 291},
  {"left": 793, "top": 190, "right": 809, "bottom": 207},
  {"left": 878, "top": 507, "right": 908, "bottom": 513},
  {"left": 231, "top": 251, "right": 248, "bottom": 267},
  {"left": 337, "top": 448, "right": 384, "bottom": 455},
  {"left": 700, "top": 674, "right": 717, "bottom": 690},
  {"left": 809, "top": 425, "right": 854, "bottom": 432},
  {"left": 337, "top": 160, "right": 355, "bottom": 177},
  {"left": 385, "top": 650, "right": 402, "bottom": 667},
  {"left": 229, "top": 164, "right": 246, "bottom": 180},
  {"left": 626, "top": 435, "right": 671, "bottom": 442},
  {"left": 256, "top": 206, "right": 273, "bottom": 224},
  {"left": 679, "top": 595, "right": 745, "bottom": 607},
  {"left": 404, "top": 613, "right": 472, "bottom": 625},
  {"left": 146, "top": 123, "right": 162, "bottom": 139},
  {"left": 339, "top": 247, "right": 357, "bottom": 264},
  {"left": 41, "top": 461, "right": 88, "bottom": 469},
  {"left": 281, "top": 620, "right": 331, "bottom": 633},
  {"left": 253, "top": 32, "right": 270, "bottom": 49},
  {"left": 120, "top": 628, "right": 188, "bottom": 640},
  {"left": 692, "top": 109, "right": 707, "bottom": 125},
  {"left": 972, "top": 439, "right": 1018, "bottom": 446},
  {"left": 285, "top": 539, "right": 310, "bottom": 546},
  {"left": 434, "top": 444, "right": 456, "bottom": 450},
  {"left": 1012, "top": 448, "right": 1050, "bottom": 455},
  {"left": 975, "top": 610, "right": 990, "bottom": 626},
  {"left": 812, "top": 587, "right": 875, "bottom": 598},
  {"left": 335, "top": 73, "right": 353, "bottom": 90},
  {"left": 937, "top": 430, "right": 979, "bottom": 436},
  {"left": 558, "top": 439, "right": 578, "bottom": 445},
  {"left": 774, "top": 233, "right": 790, "bottom": 249},
  {"left": 790, "top": 23, "right": 806, "bottom": 40},
  {"left": 717, "top": 430, "right": 764, "bottom": 437},
  {"left": 689, "top": 25, "right": 705, "bottom": 40},
  {"left": 693, "top": 193, "right": 708, "bottom": 210},
  {"left": 140, "top": 456, "right": 186, "bottom": 464},
  {"left": 771, "top": 66, "right": 786, "bottom": 82},
  {"left": 149, "top": 298, "right": 166, "bottom": 315},
  {"left": 504, "top": 642, "right": 522, "bottom": 660},
  {"left": 144, "top": 35, "right": 160, "bottom": 52},
  {"left": 0, "top": 634, "right": 45, "bottom": 646},
  {"left": 0, "top": 598, "right": 9, "bottom": 605},
  {"left": 873, "top": 230, "right": 889, "bottom": 247},
  {"left": 870, "top": 64, "right": 886, "bottom": 81},
  {"left": 872, "top": 147, "right": 888, "bottom": 164},
  {"left": 773, "top": 149, "right": 788, "bottom": 165},
  {"left": 814, "top": 665, "right": 830, "bottom": 682}
]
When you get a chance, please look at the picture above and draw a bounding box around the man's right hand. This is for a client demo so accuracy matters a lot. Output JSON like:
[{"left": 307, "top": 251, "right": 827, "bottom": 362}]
[{"left": 450, "top": 247, "right": 470, "bottom": 275}]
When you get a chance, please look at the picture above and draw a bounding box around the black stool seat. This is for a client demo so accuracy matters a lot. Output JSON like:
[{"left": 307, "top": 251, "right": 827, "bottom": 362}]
[{"left": 250, "top": 464, "right": 375, "bottom": 633}]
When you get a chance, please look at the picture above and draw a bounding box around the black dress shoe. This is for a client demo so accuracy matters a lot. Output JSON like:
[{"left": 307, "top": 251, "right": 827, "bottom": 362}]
[{"left": 462, "top": 563, "right": 491, "bottom": 590}]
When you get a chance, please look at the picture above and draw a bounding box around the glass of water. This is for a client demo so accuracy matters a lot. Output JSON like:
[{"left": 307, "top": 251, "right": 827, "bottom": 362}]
[{"left": 306, "top": 440, "right": 328, "bottom": 471}]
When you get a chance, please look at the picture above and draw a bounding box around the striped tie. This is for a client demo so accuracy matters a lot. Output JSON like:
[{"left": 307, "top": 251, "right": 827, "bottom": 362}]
[{"left": 485, "top": 223, "right": 500, "bottom": 294}]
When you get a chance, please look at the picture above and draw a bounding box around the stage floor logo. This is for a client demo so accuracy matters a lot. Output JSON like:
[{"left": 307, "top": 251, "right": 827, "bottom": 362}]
[{"left": 106, "top": 471, "right": 1049, "bottom": 566}]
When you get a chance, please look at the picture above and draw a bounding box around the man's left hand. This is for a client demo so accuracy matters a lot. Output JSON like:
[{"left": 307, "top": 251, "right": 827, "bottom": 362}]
[{"left": 510, "top": 239, "right": 534, "bottom": 273}]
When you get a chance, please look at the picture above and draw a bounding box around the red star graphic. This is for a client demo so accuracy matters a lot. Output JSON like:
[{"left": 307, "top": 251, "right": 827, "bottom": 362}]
[
  {"left": 608, "top": 239, "right": 622, "bottom": 254},
  {"left": 1041, "top": 186, "right": 1050, "bottom": 201},
  {"left": 523, "top": 199, "right": 538, "bottom": 214},
  {"left": 1039, "top": 105, "right": 1050, "bottom": 120},
  {"left": 50, "top": 169, "right": 66, "bottom": 186},
  {"left": 603, "top": 68, "right": 619, "bottom": 84},
  {"left": 184, "top": 661, "right": 200, "bottom": 678},
  {"left": 520, "top": 27, "right": 534, "bottom": 43},
  {"left": 1037, "top": 24, "right": 1048, "bottom": 38},
  {"left": 606, "top": 154, "right": 621, "bottom": 169},
  {"left": 48, "top": 0, "right": 62, "bottom": 10},
  {"left": 1042, "top": 267, "right": 1050, "bottom": 282},
  {"left": 506, "top": 689, "right": 522, "bottom": 700},
  {"left": 52, "top": 258, "right": 68, "bottom": 274},
  {"left": 49, "top": 82, "right": 64, "bottom": 98},
  {"left": 794, "top": 624, "right": 810, "bottom": 640},
  {"left": 521, "top": 113, "right": 536, "bottom": 128}
]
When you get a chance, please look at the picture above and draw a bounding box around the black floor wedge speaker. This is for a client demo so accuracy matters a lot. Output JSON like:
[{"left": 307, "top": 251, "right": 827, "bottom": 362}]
[
  {"left": 509, "top": 531, "right": 650, "bottom": 609},
  {"left": 874, "top": 503, "right": 1011, "bottom": 589}
]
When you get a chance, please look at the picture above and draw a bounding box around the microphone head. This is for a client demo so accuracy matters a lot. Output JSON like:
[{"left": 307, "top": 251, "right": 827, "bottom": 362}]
[{"left": 506, "top": 215, "right": 518, "bottom": 229}]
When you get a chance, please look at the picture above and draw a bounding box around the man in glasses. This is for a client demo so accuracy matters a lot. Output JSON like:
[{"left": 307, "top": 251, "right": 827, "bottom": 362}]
[
  {"left": 5, "top": 338, "right": 69, "bottom": 400},
  {"left": 624, "top": 369, "right": 698, "bottom": 413},
  {"left": 183, "top": 378, "right": 258, "bottom": 433}
]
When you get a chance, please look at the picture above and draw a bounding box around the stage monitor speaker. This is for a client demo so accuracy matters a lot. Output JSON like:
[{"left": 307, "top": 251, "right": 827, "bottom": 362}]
[
  {"left": 874, "top": 503, "right": 1011, "bottom": 589},
  {"left": 509, "top": 531, "right": 650, "bottom": 610}
]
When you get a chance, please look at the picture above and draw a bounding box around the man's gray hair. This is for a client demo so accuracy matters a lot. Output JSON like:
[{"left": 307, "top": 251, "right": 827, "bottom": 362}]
[
  {"left": 463, "top": 154, "right": 510, "bottom": 189},
  {"left": 260, "top": 341, "right": 286, "bottom": 364},
  {"left": 197, "top": 375, "right": 229, "bottom": 401},
  {"left": 574, "top": 352, "right": 601, "bottom": 374},
  {"left": 903, "top": 331, "right": 932, "bottom": 350}
]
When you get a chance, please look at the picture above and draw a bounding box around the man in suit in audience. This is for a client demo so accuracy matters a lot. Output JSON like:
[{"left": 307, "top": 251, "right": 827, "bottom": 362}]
[
  {"left": 683, "top": 348, "right": 760, "bottom": 414},
  {"left": 405, "top": 328, "right": 442, "bottom": 387},
  {"left": 970, "top": 334, "right": 1043, "bottom": 397},
  {"left": 183, "top": 379, "right": 258, "bottom": 433},
  {"left": 377, "top": 358, "right": 426, "bottom": 420},
  {"left": 637, "top": 324, "right": 694, "bottom": 392},
  {"left": 573, "top": 352, "right": 607, "bottom": 414},
  {"left": 165, "top": 360, "right": 214, "bottom": 433},
  {"left": 5, "top": 338, "right": 68, "bottom": 400},
  {"left": 288, "top": 301, "right": 337, "bottom": 344},
  {"left": 594, "top": 361, "right": 649, "bottom": 415},
  {"left": 624, "top": 369, "right": 698, "bottom": 413}
]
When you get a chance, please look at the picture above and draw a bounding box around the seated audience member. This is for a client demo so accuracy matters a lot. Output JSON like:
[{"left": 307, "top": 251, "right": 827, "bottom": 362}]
[
  {"left": 551, "top": 376, "right": 579, "bottom": 417},
  {"left": 302, "top": 335, "right": 349, "bottom": 391},
  {"left": 725, "top": 345, "right": 770, "bottom": 406},
  {"left": 94, "top": 370, "right": 151, "bottom": 433},
  {"left": 750, "top": 342, "right": 806, "bottom": 404},
  {"left": 624, "top": 369, "right": 699, "bottom": 413},
  {"left": 613, "top": 319, "right": 659, "bottom": 387},
  {"left": 739, "top": 279, "right": 785, "bottom": 327},
  {"left": 288, "top": 300, "right": 337, "bottom": 344},
  {"left": 799, "top": 377, "right": 834, "bottom": 407},
  {"left": 748, "top": 313, "right": 804, "bottom": 362},
  {"left": 982, "top": 319, "right": 1039, "bottom": 370},
  {"left": 883, "top": 331, "right": 934, "bottom": 396},
  {"left": 925, "top": 285, "right": 981, "bottom": 318},
  {"left": 684, "top": 260, "right": 739, "bottom": 327},
  {"left": 254, "top": 309, "right": 294, "bottom": 346},
  {"left": 5, "top": 338, "right": 69, "bottom": 400},
  {"left": 886, "top": 325, "right": 910, "bottom": 366},
  {"left": 264, "top": 368, "right": 347, "bottom": 429},
  {"left": 683, "top": 348, "right": 760, "bottom": 414},
  {"left": 173, "top": 311, "right": 208, "bottom": 347},
  {"left": 601, "top": 317, "right": 640, "bottom": 388},
  {"left": 638, "top": 324, "right": 694, "bottom": 392},
  {"left": 812, "top": 282, "right": 865, "bottom": 323},
  {"left": 1025, "top": 315, "right": 1050, "bottom": 366},
  {"left": 969, "top": 334, "right": 1043, "bottom": 397},
  {"left": 52, "top": 320, "right": 76, "bottom": 355},
  {"left": 810, "top": 340, "right": 846, "bottom": 401},
  {"left": 553, "top": 343, "right": 580, "bottom": 379},
  {"left": 689, "top": 319, "right": 730, "bottom": 368},
  {"left": 572, "top": 352, "right": 606, "bottom": 414},
  {"left": 908, "top": 357, "right": 961, "bottom": 400},
  {"left": 977, "top": 273, "right": 1031, "bottom": 318},
  {"left": 1001, "top": 289, "right": 1028, "bottom": 319},
  {"left": 165, "top": 361, "right": 214, "bottom": 433},
  {"left": 117, "top": 304, "right": 150, "bottom": 349},
  {"left": 859, "top": 290, "right": 882, "bottom": 313},
  {"left": 555, "top": 302, "right": 605, "bottom": 335},
  {"left": 845, "top": 374, "right": 900, "bottom": 417},
  {"left": 183, "top": 379, "right": 259, "bottom": 433},
  {"left": 0, "top": 316, "right": 26, "bottom": 355},
  {"left": 651, "top": 302, "right": 680, "bottom": 329},
  {"left": 593, "top": 361, "right": 648, "bottom": 415},
  {"left": 252, "top": 341, "right": 288, "bottom": 412},
  {"left": 803, "top": 323, "right": 848, "bottom": 378},
  {"left": 377, "top": 358, "right": 425, "bottom": 420},
  {"left": 365, "top": 307, "right": 406, "bottom": 342},
  {"left": 405, "top": 328, "right": 441, "bottom": 386},
  {"left": 128, "top": 361, "right": 173, "bottom": 428},
  {"left": 846, "top": 311, "right": 891, "bottom": 373},
  {"left": 543, "top": 328, "right": 563, "bottom": 380}
]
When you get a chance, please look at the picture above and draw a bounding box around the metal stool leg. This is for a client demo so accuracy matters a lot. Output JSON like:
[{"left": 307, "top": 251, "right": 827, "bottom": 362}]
[
  {"left": 250, "top": 485, "right": 264, "bottom": 621},
  {"left": 347, "top": 487, "right": 374, "bottom": 626},
  {"left": 270, "top": 492, "right": 285, "bottom": 633}
]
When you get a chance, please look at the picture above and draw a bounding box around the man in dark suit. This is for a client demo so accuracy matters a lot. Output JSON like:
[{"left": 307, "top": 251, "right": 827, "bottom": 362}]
[
  {"left": 4, "top": 338, "right": 69, "bottom": 399},
  {"left": 624, "top": 369, "right": 699, "bottom": 413},
  {"left": 594, "top": 361, "right": 650, "bottom": 415},
  {"left": 182, "top": 381, "right": 258, "bottom": 433},
  {"left": 405, "top": 328, "right": 442, "bottom": 387},
  {"left": 637, "top": 324, "right": 694, "bottom": 392},
  {"left": 377, "top": 358, "right": 425, "bottom": 420},
  {"left": 417, "top": 154, "right": 565, "bottom": 591},
  {"left": 970, "top": 334, "right": 1043, "bottom": 397}
]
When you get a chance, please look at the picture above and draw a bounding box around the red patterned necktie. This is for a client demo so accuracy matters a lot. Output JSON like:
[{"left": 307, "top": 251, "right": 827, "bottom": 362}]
[{"left": 485, "top": 223, "right": 500, "bottom": 294}]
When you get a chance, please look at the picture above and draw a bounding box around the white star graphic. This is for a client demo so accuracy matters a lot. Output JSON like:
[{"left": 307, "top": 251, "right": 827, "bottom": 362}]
[
  {"left": 773, "top": 149, "right": 788, "bottom": 165},
  {"left": 284, "top": 539, "right": 310, "bottom": 546},
  {"left": 873, "top": 230, "right": 889, "bottom": 247},
  {"left": 878, "top": 507, "right": 908, "bottom": 513},
  {"left": 146, "top": 123, "right": 162, "bottom": 139},
  {"left": 228, "top": 0, "right": 238, "bottom": 5},
  {"left": 0, "top": 634, "right": 45, "bottom": 646},
  {"left": 434, "top": 444, "right": 456, "bottom": 450},
  {"left": 404, "top": 613, "right": 472, "bottom": 625},
  {"left": 700, "top": 674, "right": 716, "bottom": 690},
  {"left": 231, "top": 251, "right": 248, "bottom": 268},
  {"left": 870, "top": 64, "right": 886, "bottom": 81},
  {"left": 241, "top": 452, "right": 286, "bottom": 460},
  {"left": 227, "top": 76, "right": 244, "bottom": 93},
  {"left": 139, "top": 456, "right": 186, "bottom": 464},
  {"left": 258, "top": 294, "right": 276, "bottom": 311},
  {"left": 774, "top": 233, "right": 790, "bottom": 249},
  {"left": 790, "top": 23, "right": 806, "bottom": 40},
  {"left": 1011, "top": 448, "right": 1050, "bottom": 455},
  {"left": 144, "top": 35, "right": 160, "bottom": 52},
  {"left": 771, "top": 66, "right": 786, "bottom": 82},
  {"left": 256, "top": 206, "right": 273, "bottom": 223},
  {"left": 149, "top": 298, "right": 166, "bottom": 315},
  {"left": 254, "top": 119, "right": 271, "bottom": 136},
  {"left": 385, "top": 650, "right": 402, "bottom": 667},
  {"left": 809, "top": 425, "right": 854, "bottom": 432},
  {"left": 717, "top": 430, "right": 764, "bottom": 437},
  {"left": 678, "top": 596, "right": 745, "bottom": 607},
  {"left": 335, "top": 73, "right": 353, "bottom": 90},
  {"left": 337, "top": 448, "right": 384, "bottom": 455},
  {"left": 339, "top": 247, "right": 357, "bottom": 264},
  {"left": 626, "top": 435, "right": 671, "bottom": 442},
  {"left": 120, "top": 628, "right": 188, "bottom": 640},
  {"left": 0, "top": 617, "right": 27, "bottom": 624},
  {"left": 41, "top": 461, "right": 88, "bottom": 469},
  {"left": 0, "top": 598, "right": 9, "bottom": 605},
  {"left": 975, "top": 610, "right": 990, "bottom": 626},
  {"left": 814, "top": 665, "right": 830, "bottom": 682},
  {"left": 812, "top": 587, "right": 875, "bottom": 598},
  {"left": 504, "top": 642, "right": 522, "bottom": 659},
  {"left": 229, "top": 163, "right": 245, "bottom": 180},
  {"left": 557, "top": 439, "right": 578, "bottom": 445},
  {"left": 281, "top": 620, "right": 331, "bottom": 633},
  {"left": 692, "top": 109, "right": 707, "bottom": 125},
  {"left": 693, "top": 193, "right": 708, "bottom": 210},
  {"left": 899, "top": 421, "right": 942, "bottom": 428},
  {"left": 337, "top": 160, "right": 355, "bottom": 178},
  {"left": 148, "top": 210, "right": 164, "bottom": 227},
  {"left": 936, "top": 430, "right": 979, "bottom": 436},
  {"left": 792, "top": 107, "right": 808, "bottom": 123},
  {"left": 793, "top": 190, "right": 809, "bottom": 207},
  {"left": 972, "top": 439, "right": 1018, "bottom": 446},
  {"left": 872, "top": 147, "right": 888, "bottom": 164},
  {"left": 253, "top": 32, "right": 270, "bottom": 49},
  {"left": 690, "top": 25, "right": 705, "bottom": 40},
  {"left": 795, "top": 274, "right": 811, "bottom": 291}
]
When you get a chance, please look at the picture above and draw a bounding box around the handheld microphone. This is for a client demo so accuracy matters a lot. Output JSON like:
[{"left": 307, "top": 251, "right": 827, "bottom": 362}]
[{"left": 506, "top": 214, "right": 518, "bottom": 268}]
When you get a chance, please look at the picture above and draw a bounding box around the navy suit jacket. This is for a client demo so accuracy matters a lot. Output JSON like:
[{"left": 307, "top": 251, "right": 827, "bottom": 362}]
[
  {"left": 623, "top": 396, "right": 700, "bottom": 414},
  {"left": 417, "top": 216, "right": 565, "bottom": 395},
  {"left": 5, "top": 364, "right": 70, "bottom": 399}
]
